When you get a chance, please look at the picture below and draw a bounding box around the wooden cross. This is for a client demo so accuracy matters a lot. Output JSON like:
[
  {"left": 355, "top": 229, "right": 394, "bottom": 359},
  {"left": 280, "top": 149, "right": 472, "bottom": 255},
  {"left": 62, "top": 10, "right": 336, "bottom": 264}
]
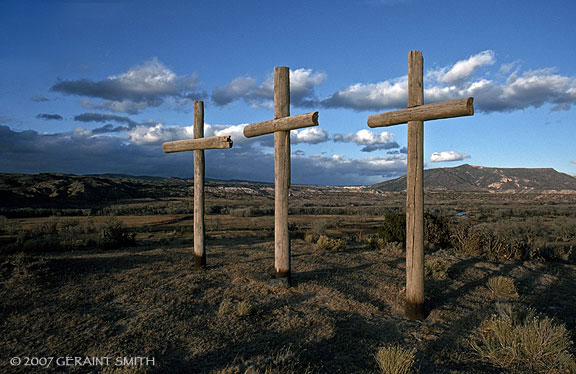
[
  {"left": 367, "top": 51, "right": 474, "bottom": 320},
  {"left": 243, "top": 66, "right": 319, "bottom": 285},
  {"left": 162, "top": 101, "right": 233, "bottom": 269}
]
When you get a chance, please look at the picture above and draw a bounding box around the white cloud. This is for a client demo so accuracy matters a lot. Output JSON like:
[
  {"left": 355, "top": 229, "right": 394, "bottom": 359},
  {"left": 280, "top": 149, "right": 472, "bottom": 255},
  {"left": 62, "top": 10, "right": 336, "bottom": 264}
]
[
  {"left": 211, "top": 68, "right": 325, "bottom": 108},
  {"left": 322, "top": 76, "right": 407, "bottom": 111},
  {"left": 321, "top": 50, "right": 576, "bottom": 113},
  {"left": 291, "top": 127, "right": 329, "bottom": 144},
  {"left": 333, "top": 129, "right": 400, "bottom": 152},
  {"left": 430, "top": 151, "right": 471, "bottom": 162},
  {"left": 439, "top": 50, "right": 495, "bottom": 84},
  {"left": 127, "top": 123, "right": 196, "bottom": 145},
  {"left": 52, "top": 58, "right": 202, "bottom": 114}
]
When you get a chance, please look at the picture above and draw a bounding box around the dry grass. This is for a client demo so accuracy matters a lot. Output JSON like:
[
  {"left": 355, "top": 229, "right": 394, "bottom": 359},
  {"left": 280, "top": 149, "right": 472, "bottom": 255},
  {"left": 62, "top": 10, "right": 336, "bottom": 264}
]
[
  {"left": 2, "top": 190, "right": 576, "bottom": 373},
  {"left": 487, "top": 276, "right": 518, "bottom": 299},
  {"left": 470, "top": 304, "right": 576, "bottom": 373},
  {"left": 374, "top": 344, "right": 416, "bottom": 374}
]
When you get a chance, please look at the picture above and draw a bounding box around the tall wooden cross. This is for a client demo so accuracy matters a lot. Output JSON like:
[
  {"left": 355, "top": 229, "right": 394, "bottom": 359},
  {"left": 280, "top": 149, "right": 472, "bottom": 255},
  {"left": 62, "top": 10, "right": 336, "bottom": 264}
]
[
  {"left": 367, "top": 51, "right": 475, "bottom": 320},
  {"left": 162, "top": 101, "right": 233, "bottom": 269},
  {"left": 243, "top": 66, "right": 319, "bottom": 285}
]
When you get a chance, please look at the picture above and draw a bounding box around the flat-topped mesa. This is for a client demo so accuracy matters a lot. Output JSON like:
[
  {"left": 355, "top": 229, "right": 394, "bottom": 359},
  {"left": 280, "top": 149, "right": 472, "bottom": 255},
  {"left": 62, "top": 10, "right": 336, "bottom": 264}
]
[
  {"left": 367, "top": 97, "right": 474, "bottom": 128},
  {"left": 162, "top": 136, "right": 233, "bottom": 153},
  {"left": 243, "top": 112, "right": 319, "bottom": 138}
]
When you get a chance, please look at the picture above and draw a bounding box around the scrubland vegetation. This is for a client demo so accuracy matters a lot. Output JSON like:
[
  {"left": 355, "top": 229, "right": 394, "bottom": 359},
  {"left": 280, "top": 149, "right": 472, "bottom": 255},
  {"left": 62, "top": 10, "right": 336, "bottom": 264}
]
[{"left": 1, "top": 188, "right": 576, "bottom": 373}]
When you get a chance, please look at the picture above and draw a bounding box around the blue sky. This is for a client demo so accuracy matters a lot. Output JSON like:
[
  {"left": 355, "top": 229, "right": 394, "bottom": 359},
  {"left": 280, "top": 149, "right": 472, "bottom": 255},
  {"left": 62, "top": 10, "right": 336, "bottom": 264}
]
[{"left": 1, "top": 0, "right": 575, "bottom": 185}]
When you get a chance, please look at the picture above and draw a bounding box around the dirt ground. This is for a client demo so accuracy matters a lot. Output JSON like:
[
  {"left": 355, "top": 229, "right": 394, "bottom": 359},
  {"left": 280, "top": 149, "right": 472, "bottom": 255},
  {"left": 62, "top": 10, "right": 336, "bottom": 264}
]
[{"left": 2, "top": 230, "right": 576, "bottom": 373}]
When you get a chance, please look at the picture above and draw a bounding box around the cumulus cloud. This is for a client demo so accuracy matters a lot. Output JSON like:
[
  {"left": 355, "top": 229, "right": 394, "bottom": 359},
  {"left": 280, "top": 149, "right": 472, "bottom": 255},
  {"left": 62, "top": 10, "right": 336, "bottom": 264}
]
[
  {"left": 333, "top": 129, "right": 400, "bottom": 152},
  {"left": 322, "top": 50, "right": 576, "bottom": 113},
  {"left": 127, "top": 123, "right": 196, "bottom": 145},
  {"left": 36, "top": 113, "right": 63, "bottom": 120},
  {"left": 437, "top": 50, "right": 495, "bottom": 84},
  {"left": 322, "top": 76, "right": 407, "bottom": 111},
  {"left": 291, "top": 127, "right": 329, "bottom": 144},
  {"left": 430, "top": 151, "right": 470, "bottom": 162},
  {"left": 211, "top": 68, "right": 325, "bottom": 108},
  {"left": 51, "top": 58, "right": 203, "bottom": 114},
  {"left": 0, "top": 125, "right": 406, "bottom": 185}
]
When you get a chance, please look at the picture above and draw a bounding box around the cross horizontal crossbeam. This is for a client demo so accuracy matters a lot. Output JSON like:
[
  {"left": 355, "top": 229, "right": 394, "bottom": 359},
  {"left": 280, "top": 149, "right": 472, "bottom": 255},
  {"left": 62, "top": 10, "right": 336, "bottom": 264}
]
[
  {"left": 243, "top": 112, "right": 318, "bottom": 138},
  {"left": 368, "top": 97, "right": 474, "bottom": 128},
  {"left": 162, "top": 136, "right": 233, "bottom": 153}
]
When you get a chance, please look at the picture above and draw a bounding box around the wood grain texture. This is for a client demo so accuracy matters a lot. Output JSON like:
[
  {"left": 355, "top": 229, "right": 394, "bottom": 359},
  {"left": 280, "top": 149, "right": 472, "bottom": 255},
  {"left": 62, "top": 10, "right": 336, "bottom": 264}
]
[
  {"left": 162, "top": 136, "right": 233, "bottom": 153},
  {"left": 406, "top": 50, "right": 425, "bottom": 320},
  {"left": 274, "top": 67, "right": 291, "bottom": 282},
  {"left": 367, "top": 97, "right": 474, "bottom": 128},
  {"left": 243, "top": 112, "right": 318, "bottom": 138},
  {"left": 193, "top": 101, "right": 206, "bottom": 269}
]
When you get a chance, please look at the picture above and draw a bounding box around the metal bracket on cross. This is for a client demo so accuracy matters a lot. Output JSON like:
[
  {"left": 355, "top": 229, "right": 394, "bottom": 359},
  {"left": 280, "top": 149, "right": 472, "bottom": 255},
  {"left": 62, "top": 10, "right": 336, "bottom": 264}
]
[
  {"left": 367, "top": 51, "right": 475, "bottom": 320},
  {"left": 162, "top": 101, "right": 233, "bottom": 269},
  {"left": 243, "top": 66, "right": 320, "bottom": 285}
]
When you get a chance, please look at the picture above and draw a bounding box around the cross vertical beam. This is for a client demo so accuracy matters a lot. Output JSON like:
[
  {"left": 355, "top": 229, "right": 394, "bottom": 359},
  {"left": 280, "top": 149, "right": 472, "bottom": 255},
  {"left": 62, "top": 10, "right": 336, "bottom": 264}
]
[
  {"left": 193, "top": 101, "right": 206, "bottom": 269},
  {"left": 366, "top": 50, "right": 474, "bottom": 320},
  {"left": 242, "top": 67, "right": 319, "bottom": 285},
  {"left": 162, "top": 101, "right": 233, "bottom": 270},
  {"left": 274, "top": 67, "right": 291, "bottom": 280},
  {"left": 406, "top": 51, "right": 425, "bottom": 320}
]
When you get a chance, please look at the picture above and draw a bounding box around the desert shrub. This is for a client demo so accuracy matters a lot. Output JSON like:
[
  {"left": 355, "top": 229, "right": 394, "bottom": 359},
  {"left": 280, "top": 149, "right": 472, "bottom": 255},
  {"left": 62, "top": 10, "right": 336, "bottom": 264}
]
[
  {"left": 378, "top": 213, "right": 452, "bottom": 250},
  {"left": 424, "top": 213, "right": 452, "bottom": 250},
  {"left": 97, "top": 218, "right": 136, "bottom": 249},
  {"left": 449, "top": 222, "right": 485, "bottom": 256},
  {"left": 366, "top": 235, "right": 387, "bottom": 251},
  {"left": 218, "top": 299, "right": 235, "bottom": 317},
  {"left": 470, "top": 304, "right": 576, "bottom": 373},
  {"left": 304, "top": 233, "right": 317, "bottom": 244},
  {"left": 487, "top": 276, "right": 518, "bottom": 300},
  {"left": 378, "top": 213, "right": 406, "bottom": 244},
  {"left": 425, "top": 259, "right": 448, "bottom": 280},
  {"left": 374, "top": 344, "right": 416, "bottom": 374},
  {"left": 236, "top": 301, "right": 253, "bottom": 316},
  {"left": 315, "top": 235, "right": 346, "bottom": 251}
]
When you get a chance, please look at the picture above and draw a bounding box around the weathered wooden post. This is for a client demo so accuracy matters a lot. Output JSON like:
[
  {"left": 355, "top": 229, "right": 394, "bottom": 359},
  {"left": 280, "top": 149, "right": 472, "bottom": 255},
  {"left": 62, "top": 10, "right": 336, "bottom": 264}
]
[
  {"left": 367, "top": 51, "right": 475, "bottom": 320},
  {"left": 243, "top": 67, "right": 319, "bottom": 285},
  {"left": 162, "top": 101, "right": 233, "bottom": 269}
]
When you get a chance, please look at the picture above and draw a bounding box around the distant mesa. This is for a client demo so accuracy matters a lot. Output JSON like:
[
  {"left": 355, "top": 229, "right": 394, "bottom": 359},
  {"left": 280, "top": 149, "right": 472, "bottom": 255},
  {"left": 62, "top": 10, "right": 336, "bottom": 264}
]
[{"left": 371, "top": 164, "right": 576, "bottom": 192}]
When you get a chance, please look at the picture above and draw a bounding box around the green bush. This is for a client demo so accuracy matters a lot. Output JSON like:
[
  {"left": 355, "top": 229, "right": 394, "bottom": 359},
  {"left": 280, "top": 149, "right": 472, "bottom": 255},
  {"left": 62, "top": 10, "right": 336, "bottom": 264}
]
[
  {"left": 378, "top": 213, "right": 406, "bottom": 244},
  {"left": 424, "top": 213, "right": 452, "bottom": 250}
]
